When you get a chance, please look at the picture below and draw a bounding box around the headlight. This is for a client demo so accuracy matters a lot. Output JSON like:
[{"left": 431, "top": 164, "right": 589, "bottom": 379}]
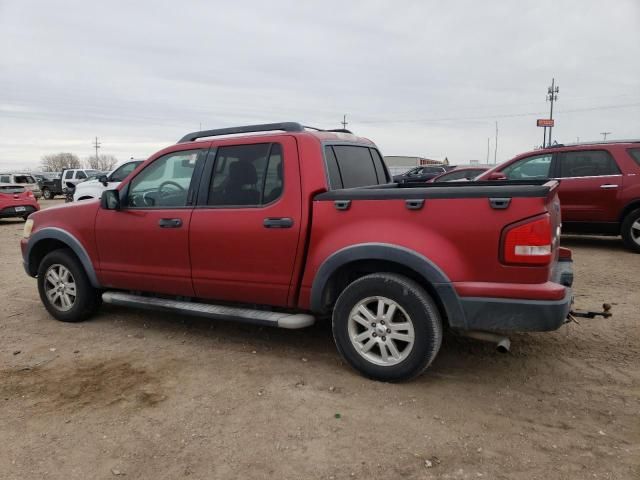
[{"left": 23, "top": 219, "right": 34, "bottom": 238}]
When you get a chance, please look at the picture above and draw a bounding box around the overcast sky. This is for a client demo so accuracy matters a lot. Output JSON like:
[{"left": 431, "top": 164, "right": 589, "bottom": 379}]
[{"left": 1, "top": 0, "right": 639, "bottom": 170}]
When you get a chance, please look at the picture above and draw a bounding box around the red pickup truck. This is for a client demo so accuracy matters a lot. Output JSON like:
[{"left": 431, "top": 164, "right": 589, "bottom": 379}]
[
  {"left": 21, "top": 122, "right": 574, "bottom": 381},
  {"left": 478, "top": 141, "right": 640, "bottom": 252}
]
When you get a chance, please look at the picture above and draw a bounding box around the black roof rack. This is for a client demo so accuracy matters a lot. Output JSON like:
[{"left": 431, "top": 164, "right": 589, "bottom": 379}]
[
  {"left": 178, "top": 122, "right": 304, "bottom": 143},
  {"left": 178, "top": 122, "right": 355, "bottom": 143},
  {"left": 547, "top": 139, "right": 640, "bottom": 149}
]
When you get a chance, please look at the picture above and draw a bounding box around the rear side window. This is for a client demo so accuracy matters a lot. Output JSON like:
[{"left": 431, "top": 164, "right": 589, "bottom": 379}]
[
  {"left": 628, "top": 148, "right": 640, "bottom": 166},
  {"left": 76, "top": 171, "right": 87, "bottom": 180},
  {"left": 208, "top": 143, "right": 283, "bottom": 206},
  {"left": 64, "top": 171, "right": 73, "bottom": 179},
  {"left": 324, "top": 145, "right": 387, "bottom": 189},
  {"left": 502, "top": 154, "right": 552, "bottom": 180},
  {"left": 0, "top": 175, "right": 9, "bottom": 183},
  {"left": 558, "top": 150, "right": 620, "bottom": 177},
  {"left": 14, "top": 175, "right": 35, "bottom": 184}
]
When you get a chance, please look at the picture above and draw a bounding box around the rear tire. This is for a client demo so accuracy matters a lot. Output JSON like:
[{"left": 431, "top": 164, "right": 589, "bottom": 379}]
[
  {"left": 332, "top": 273, "right": 443, "bottom": 382},
  {"left": 37, "top": 249, "right": 100, "bottom": 322},
  {"left": 621, "top": 208, "right": 640, "bottom": 253}
]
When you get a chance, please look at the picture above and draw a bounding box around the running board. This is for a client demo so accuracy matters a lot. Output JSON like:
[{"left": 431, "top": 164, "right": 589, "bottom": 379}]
[{"left": 101, "top": 291, "right": 315, "bottom": 329}]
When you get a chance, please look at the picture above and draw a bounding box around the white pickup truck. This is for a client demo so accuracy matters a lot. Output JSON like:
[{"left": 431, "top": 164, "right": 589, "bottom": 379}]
[{"left": 73, "top": 160, "right": 143, "bottom": 201}]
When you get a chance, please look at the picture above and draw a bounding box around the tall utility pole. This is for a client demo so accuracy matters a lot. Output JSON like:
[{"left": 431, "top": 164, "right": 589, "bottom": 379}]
[
  {"left": 341, "top": 114, "right": 348, "bottom": 130},
  {"left": 546, "top": 78, "right": 559, "bottom": 147},
  {"left": 494, "top": 121, "right": 498, "bottom": 164},
  {"left": 486, "top": 138, "right": 490, "bottom": 163},
  {"left": 601, "top": 131, "right": 612, "bottom": 141},
  {"left": 92, "top": 136, "right": 101, "bottom": 161}
]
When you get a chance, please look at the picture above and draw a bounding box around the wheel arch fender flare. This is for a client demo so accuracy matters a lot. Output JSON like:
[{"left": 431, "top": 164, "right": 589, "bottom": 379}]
[
  {"left": 25, "top": 227, "right": 101, "bottom": 288},
  {"left": 309, "top": 243, "right": 467, "bottom": 328}
]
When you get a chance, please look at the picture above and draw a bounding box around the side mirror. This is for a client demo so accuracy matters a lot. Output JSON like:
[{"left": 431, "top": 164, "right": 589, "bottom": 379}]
[
  {"left": 487, "top": 171, "right": 507, "bottom": 181},
  {"left": 101, "top": 189, "right": 121, "bottom": 210},
  {"left": 98, "top": 174, "right": 109, "bottom": 186}
]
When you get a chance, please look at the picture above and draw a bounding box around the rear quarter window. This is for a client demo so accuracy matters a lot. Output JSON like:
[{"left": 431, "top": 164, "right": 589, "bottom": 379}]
[
  {"left": 628, "top": 148, "right": 640, "bottom": 167},
  {"left": 324, "top": 145, "right": 387, "bottom": 189}
]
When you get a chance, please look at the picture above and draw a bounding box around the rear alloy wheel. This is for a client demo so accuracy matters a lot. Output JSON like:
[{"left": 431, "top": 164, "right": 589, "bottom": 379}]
[
  {"left": 332, "top": 273, "right": 443, "bottom": 382},
  {"left": 42, "top": 188, "right": 53, "bottom": 200},
  {"left": 621, "top": 208, "right": 640, "bottom": 253},
  {"left": 37, "top": 249, "right": 100, "bottom": 322}
]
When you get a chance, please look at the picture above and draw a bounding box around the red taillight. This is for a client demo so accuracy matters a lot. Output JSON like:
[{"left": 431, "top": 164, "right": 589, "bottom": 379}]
[
  {"left": 27, "top": 191, "right": 35, "bottom": 198},
  {"left": 502, "top": 215, "right": 552, "bottom": 265}
]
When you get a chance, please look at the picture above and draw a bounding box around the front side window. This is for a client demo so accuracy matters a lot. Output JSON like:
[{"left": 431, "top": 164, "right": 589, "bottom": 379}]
[
  {"left": 208, "top": 143, "right": 283, "bottom": 206},
  {"left": 502, "top": 154, "right": 552, "bottom": 180},
  {"left": 110, "top": 161, "right": 142, "bottom": 182},
  {"left": 558, "top": 150, "right": 620, "bottom": 178},
  {"left": 127, "top": 150, "right": 204, "bottom": 208},
  {"left": 76, "top": 171, "right": 87, "bottom": 180},
  {"left": 64, "top": 170, "right": 73, "bottom": 179}
]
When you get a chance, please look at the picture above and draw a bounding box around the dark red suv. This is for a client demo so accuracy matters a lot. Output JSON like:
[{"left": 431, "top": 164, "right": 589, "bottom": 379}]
[{"left": 478, "top": 141, "right": 640, "bottom": 252}]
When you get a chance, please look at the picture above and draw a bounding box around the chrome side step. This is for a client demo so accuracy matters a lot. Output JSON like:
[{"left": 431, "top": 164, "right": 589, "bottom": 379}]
[{"left": 102, "top": 291, "right": 315, "bottom": 329}]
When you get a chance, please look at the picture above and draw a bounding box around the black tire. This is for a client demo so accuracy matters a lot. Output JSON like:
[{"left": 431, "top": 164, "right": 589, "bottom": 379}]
[
  {"left": 621, "top": 209, "right": 640, "bottom": 253},
  {"left": 332, "top": 273, "right": 443, "bottom": 382},
  {"left": 42, "top": 188, "right": 53, "bottom": 200},
  {"left": 37, "top": 249, "right": 100, "bottom": 322}
]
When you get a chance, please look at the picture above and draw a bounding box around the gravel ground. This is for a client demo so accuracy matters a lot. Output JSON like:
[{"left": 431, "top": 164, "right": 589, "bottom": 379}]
[{"left": 1, "top": 199, "right": 638, "bottom": 479}]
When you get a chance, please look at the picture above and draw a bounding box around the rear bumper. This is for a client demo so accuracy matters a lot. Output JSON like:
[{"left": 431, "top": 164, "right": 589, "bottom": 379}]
[
  {"left": 460, "top": 288, "right": 572, "bottom": 332},
  {"left": 457, "top": 259, "right": 574, "bottom": 332},
  {"left": 0, "top": 205, "right": 38, "bottom": 218}
]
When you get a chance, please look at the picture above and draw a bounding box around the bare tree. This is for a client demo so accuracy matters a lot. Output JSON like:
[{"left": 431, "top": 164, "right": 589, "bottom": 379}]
[
  {"left": 40, "top": 153, "right": 81, "bottom": 172},
  {"left": 85, "top": 154, "right": 118, "bottom": 171}
]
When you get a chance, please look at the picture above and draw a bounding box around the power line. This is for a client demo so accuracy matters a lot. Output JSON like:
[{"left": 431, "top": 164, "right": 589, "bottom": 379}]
[{"left": 354, "top": 101, "right": 640, "bottom": 126}]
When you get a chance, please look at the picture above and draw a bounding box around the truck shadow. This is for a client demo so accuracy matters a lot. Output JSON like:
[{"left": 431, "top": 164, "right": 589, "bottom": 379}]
[{"left": 95, "top": 305, "right": 588, "bottom": 384}]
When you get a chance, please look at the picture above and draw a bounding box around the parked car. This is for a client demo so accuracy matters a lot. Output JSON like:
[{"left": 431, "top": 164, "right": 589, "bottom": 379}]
[
  {"left": 0, "top": 183, "right": 40, "bottom": 220},
  {"left": 392, "top": 165, "right": 447, "bottom": 183},
  {"left": 21, "top": 122, "right": 574, "bottom": 381},
  {"left": 73, "top": 160, "right": 144, "bottom": 202},
  {"left": 428, "top": 166, "right": 489, "bottom": 183},
  {"left": 38, "top": 169, "right": 100, "bottom": 200},
  {"left": 0, "top": 173, "right": 42, "bottom": 198},
  {"left": 477, "top": 140, "right": 640, "bottom": 252}
]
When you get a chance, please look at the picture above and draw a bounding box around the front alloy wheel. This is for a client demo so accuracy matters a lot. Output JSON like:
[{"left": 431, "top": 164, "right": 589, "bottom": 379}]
[
  {"left": 43, "top": 264, "right": 77, "bottom": 312},
  {"left": 37, "top": 248, "right": 100, "bottom": 322}
]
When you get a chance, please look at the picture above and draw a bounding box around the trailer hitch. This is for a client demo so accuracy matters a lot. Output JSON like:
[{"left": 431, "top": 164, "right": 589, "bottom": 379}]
[{"left": 567, "top": 303, "right": 612, "bottom": 324}]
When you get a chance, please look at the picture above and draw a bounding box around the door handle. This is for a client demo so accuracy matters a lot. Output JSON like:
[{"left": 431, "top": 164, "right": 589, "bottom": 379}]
[
  {"left": 263, "top": 217, "right": 293, "bottom": 228},
  {"left": 600, "top": 184, "right": 619, "bottom": 189},
  {"left": 158, "top": 218, "right": 183, "bottom": 228}
]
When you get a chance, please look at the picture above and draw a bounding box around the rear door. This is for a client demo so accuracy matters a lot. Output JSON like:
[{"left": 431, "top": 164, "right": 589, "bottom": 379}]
[
  {"left": 553, "top": 149, "right": 622, "bottom": 222},
  {"left": 95, "top": 148, "right": 207, "bottom": 296},
  {"left": 189, "top": 137, "right": 301, "bottom": 307}
]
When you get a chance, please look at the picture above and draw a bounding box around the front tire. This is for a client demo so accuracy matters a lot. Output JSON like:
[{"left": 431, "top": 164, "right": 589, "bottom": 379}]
[
  {"left": 621, "top": 208, "right": 640, "bottom": 253},
  {"left": 42, "top": 188, "right": 53, "bottom": 200},
  {"left": 37, "top": 249, "right": 100, "bottom": 322},
  {"left": 332, "top": 273, "right": 443, "bottom": 382}
]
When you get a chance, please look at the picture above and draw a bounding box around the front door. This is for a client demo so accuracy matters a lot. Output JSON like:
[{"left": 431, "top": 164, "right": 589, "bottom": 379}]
[
  {"left": 189, "top": 137, "right": 302, "bottom": 307},
  {"left": 554, "top": 149, "right": 622, "bottom": 222},
  {"left": 95, "top": 148, "right": 207, "bottom": 296}
]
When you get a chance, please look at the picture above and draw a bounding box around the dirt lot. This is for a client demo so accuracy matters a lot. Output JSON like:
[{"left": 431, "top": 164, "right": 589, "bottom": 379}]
[{"left": 1, "top": 199, "right": 638, "bottom": 479}]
